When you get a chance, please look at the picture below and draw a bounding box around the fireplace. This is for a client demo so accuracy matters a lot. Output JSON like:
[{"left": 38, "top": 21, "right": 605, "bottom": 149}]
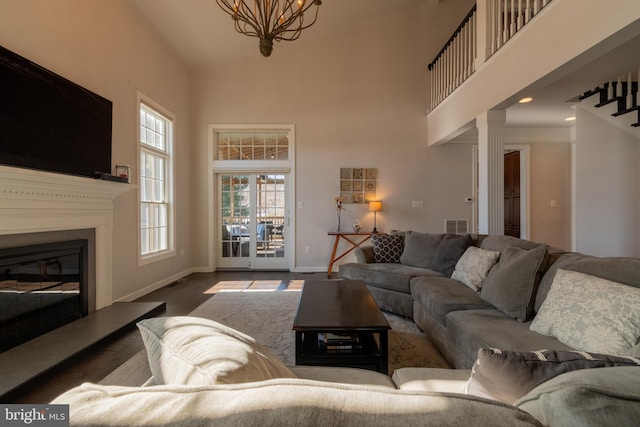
[
  {"left": 0, "top": 164, "right": 132, "bottom": 340},
  {"left": 0, "top": 240, "right": 89, "bottom": 352}
]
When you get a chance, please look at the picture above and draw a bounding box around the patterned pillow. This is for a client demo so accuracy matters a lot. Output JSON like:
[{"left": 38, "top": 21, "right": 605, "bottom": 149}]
[
  {"left": 465, "top": 348, "right": 640, "bottom": 404},
  {"left": 530, "top": 269, "right": 640, "bottom": 355},
  {"left": 451, "top": 246, "right": 500, "bottom": 291},
  {"left": 372, "top": 234, "right": 404, "bottom": 263}
]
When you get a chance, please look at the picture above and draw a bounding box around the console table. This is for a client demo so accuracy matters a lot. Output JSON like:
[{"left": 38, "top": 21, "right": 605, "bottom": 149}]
[{"left": 327, "top": 232, "right": 376, "bottom": 278}]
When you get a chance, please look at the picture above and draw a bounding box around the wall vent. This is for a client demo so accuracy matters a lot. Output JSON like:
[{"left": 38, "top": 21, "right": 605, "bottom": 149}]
[{"left": 444, "top": 219, "right": 469, "bottom": 235}]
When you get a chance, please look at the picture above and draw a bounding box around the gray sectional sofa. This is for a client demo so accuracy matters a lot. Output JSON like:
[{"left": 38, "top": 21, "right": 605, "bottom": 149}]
[
  {"left": 339, "top": 231, "right": 640, "bottom": 369},
  {"left": 52, "top": 233, "right": 640, "bottom": 426}
]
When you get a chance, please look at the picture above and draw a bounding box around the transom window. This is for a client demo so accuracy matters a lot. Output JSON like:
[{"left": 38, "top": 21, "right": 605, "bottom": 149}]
[
  {"left": 139, "top": 101, "right": 174, "bottom": 260},
  {"left": 216, "top": 131, "right": 289, "bottom": 160}
]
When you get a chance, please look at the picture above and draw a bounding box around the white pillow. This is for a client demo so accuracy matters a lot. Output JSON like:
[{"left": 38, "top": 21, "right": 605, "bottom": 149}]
[
  {"left": 451, "top": 246, "right": 500, "bottom": 291},
  {"left": 530, "top": 269, "right": 640, "bottom": 355},
  {"left": 137, "top": 316, "right": 296, "bottom": 385}
]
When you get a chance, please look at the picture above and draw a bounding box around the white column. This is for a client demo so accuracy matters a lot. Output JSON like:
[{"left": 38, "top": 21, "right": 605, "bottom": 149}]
[{"left": 477, "top": 110, "right": 506, "bottom": 235}]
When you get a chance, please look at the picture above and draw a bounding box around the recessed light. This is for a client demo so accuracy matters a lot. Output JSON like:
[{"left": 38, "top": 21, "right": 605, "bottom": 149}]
[
  {"left": 565, "top": 116, "right": 576, "bottom": 121},
  {"left": 518, "top": 97, "right": 533, "bottom": 104}
]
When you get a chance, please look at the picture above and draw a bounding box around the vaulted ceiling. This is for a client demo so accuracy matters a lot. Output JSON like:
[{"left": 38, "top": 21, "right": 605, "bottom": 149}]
[{"left": 130, "top": 0, "right": 640, "bottom": 137}]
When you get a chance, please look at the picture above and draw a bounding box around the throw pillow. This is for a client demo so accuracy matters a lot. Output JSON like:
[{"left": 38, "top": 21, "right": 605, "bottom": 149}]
[
  {"left": 399, "top": 231, "right": 444, "bottom": 268},
  {"left": 480, "top": 244, "right": 546, "bottom": 322},
  {"left": 431, "top": 233, "right": 472, "bottom": 277},
  {"left": 515, "top": 367, "right": 640, "bottom": 427},
  {"left": 465, "top": 348, "right": 640, "bottom": 405},
  {"left": 371, "top": 234, "right": 404, "bottom": 263},
  {"left": 451, "top": 246, "right": 500, "bottom": 291},
  {"left": 137, "top": 316, "right": 296, "bottom": 386},
  {"left": 530, "top": 269, "right": 640, "bottom": 355}
]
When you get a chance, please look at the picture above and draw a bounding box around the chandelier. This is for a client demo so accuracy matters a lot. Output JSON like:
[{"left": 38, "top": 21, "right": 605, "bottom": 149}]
[{"left": 215, "top": 0, "right": 322, "bottom": 57}]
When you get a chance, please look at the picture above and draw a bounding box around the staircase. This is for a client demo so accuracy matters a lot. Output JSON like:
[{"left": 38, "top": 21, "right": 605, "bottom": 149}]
[{"left": 579, "top": 73, "right": 640, "bottom": 128}]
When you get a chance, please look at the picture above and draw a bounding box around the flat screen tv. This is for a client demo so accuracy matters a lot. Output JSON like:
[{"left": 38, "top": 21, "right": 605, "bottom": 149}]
[{"left": 0, "top": 45, "right": 112, "bottom": 179}]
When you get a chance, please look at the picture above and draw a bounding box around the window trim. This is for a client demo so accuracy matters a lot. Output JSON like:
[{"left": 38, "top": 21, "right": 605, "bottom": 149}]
[{"left": 137, "top": 92, "right": 176, "bottom": 266}]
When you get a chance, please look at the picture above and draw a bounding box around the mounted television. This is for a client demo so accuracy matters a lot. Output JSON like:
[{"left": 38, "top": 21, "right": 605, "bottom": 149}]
[{"left": 0, "top": 45, "right": 112, "bottom": 179}]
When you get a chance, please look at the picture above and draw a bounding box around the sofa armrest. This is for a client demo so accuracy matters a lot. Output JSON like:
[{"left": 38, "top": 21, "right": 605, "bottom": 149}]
[{"left": 355, "top": 246, "right": 375, "bottom": 263}]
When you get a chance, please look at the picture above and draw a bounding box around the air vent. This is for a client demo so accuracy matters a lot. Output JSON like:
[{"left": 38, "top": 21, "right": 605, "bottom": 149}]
[{"left": 444, "top": 219, "right": 469, "bottom": 235}]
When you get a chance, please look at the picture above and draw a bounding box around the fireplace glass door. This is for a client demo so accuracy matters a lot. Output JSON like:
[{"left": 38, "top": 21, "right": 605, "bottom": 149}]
[{"left": 0, "top": 240, "right": 88, "bottom": 352}]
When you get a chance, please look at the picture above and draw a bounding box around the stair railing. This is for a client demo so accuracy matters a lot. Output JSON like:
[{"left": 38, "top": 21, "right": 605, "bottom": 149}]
[
  {"left": 579, "top": 69, "right": 640, "bottom": 127},
  {"left": 428, "top": 0, "right": 553, "bottom": 111}
]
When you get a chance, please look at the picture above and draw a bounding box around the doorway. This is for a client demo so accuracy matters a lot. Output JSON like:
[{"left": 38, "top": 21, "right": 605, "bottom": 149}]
[
  {"left": 217, "top": 173, "right": 289, "bottom": 270},
  {"left": 471, "top": 145, "right": 529, "bottom": 237},
  {"left": 504, "top": 151, "right": 521, "bottom": 237}
]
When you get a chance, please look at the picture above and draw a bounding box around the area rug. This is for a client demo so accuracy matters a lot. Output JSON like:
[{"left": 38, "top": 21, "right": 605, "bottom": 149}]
[
  {"left": 101, "top": 289, "right": 451, "bottom": 386},
  {"left": 189, "top": 290, "right": 451, "bottom": 373}
]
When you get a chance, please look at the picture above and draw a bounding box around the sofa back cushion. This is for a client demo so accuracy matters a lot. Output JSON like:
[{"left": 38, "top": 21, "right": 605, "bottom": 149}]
[
  {"left": 52, "top": 380, "right": 543, "bottom": 427},
  {"left": 480, "top": 244, "right": 547, "bottom": 322},
  {"left": 535, "top": 252, "right": 640, "bottom": 312},
  {"left": 430, "top": 233, "right": 473, "bottom": 277},
  {"left": 399, "top": 231, "right": 444, "bottom": 268}
]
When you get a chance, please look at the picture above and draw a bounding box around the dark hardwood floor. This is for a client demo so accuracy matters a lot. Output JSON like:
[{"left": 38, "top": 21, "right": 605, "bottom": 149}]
[{"left": 8, "top": 271, "right": 326, "bottom": 404}]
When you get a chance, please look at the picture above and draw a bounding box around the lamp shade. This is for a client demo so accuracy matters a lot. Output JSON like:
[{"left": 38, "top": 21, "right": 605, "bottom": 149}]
[{"left": 368, "top": 201, "right": 382, "bottom": 212}]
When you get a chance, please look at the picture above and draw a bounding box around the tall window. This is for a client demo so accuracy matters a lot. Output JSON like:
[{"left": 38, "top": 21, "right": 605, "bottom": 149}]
[{"left": 139, "top": 101, "right": 174, "bottom": 260}]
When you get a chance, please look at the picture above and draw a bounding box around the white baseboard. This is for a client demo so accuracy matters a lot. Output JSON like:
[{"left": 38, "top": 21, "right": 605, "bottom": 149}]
[
  {"left": 293, "top": 266, "right": 328, "bottom": 273},
  {"left": 115, "top": 268, "right": 196, "bottom": 303}
]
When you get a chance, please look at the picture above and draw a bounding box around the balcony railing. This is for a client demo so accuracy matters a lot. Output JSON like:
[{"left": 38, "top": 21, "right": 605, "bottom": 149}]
[{"left": 428, "top": 0, "right": 553, "bottom": 111}]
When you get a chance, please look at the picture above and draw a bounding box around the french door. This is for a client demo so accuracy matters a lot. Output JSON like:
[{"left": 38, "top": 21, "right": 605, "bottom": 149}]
[{"left": 217, "top": 173, "right": 289, "bottom": 269}]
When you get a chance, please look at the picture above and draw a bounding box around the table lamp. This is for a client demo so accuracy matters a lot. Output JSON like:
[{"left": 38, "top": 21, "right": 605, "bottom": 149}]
[{"left": 368, "top": 201, "right": 382, "bottom": 233}]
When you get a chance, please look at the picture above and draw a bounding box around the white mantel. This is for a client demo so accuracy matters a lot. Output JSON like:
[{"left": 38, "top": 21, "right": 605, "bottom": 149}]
[{"left": 0, "top": 165, "right": 132, "bottom": 309}]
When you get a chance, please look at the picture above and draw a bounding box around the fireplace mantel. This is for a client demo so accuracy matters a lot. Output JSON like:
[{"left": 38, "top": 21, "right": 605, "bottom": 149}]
[{"left": 0, "top": 165, "right": 133, "bottom": 309}]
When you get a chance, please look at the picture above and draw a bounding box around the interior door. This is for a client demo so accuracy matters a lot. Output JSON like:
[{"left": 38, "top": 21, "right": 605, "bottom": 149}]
[
  {"left": 504, "top": 151, "right": 521, "bottom": 237},
  {"left": 217, "top": 173, "right": 289, "bottom": 269}
]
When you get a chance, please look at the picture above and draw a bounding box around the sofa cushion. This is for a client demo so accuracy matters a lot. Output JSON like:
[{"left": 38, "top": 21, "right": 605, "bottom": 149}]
[
  {"left": 52, "top": 380, "right": 543, "bottom": 427},
  {"left": 411, "top": 277, "right": 492, "bottom": 327},
  {"left": 515, "top": 367, "right": 640, "bottom": 427},
  {"left": 535, "top": 253, "right": 640, "bottom": 312},
  {"left": 289, "top": 366, "right": 397, "bottom": 389},
  {"left": 339, "top": 262, "right": 443, "bottom": 294},
  {"left": 137, "top": 316, "right": 296, "bottom": 386},
  {"left": 371, "top": 234, "right": 404, "bottom": 263},
  {"left": 393, "top": 367, "right": 471, "bottom": 393},
  {"left": 399, "top": 231, "right": 444, "bottom": 268},
  {"left": 480, "top": 244, "right": 546, "bottom": 322},
  {"left": 445, "top": 309, "right": 574, "bottom": 369},
  {"left": 480, "top": 235, "right": 542, "bottom": 252},
  {"left": 431, "top": 233, "right": 472, "bottom": 277},
  {"left": 465, "top": 348, "right": 640, "bottom": 405},
  {"left": 530, "top": 269, "right": 640, "bottom": 355},
  {"left": 451, "top": 246, "right": 501, "bottom": 291}
]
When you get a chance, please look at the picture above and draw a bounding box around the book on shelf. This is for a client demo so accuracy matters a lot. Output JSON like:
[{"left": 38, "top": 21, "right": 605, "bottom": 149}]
[{"left": 317, "top": 332, "right": 362, "bottom": 351}]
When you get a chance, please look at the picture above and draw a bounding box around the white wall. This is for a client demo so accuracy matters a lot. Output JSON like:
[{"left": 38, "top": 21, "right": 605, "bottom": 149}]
[
  {"left": 574, "top": 105, "right": 639, "bottom": 257},
  {"left": 0, "top": 0, "right": 193, "bottom": 301},
  {"left": 529, "top": 143, "right": 572, "bottom": 250},
  {"left": 191, "top": 2, "right": 475, "bottom": 272}
]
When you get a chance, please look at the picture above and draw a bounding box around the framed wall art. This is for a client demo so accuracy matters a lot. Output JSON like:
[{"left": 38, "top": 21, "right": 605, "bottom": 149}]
[{"left": 340, "top": 167, "right": 377, "bottom": 204}]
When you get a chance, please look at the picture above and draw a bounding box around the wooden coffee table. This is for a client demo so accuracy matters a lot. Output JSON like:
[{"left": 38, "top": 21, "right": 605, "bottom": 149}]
[{"left": 292, "top": 280, "right": 391, "bottom": 374}]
